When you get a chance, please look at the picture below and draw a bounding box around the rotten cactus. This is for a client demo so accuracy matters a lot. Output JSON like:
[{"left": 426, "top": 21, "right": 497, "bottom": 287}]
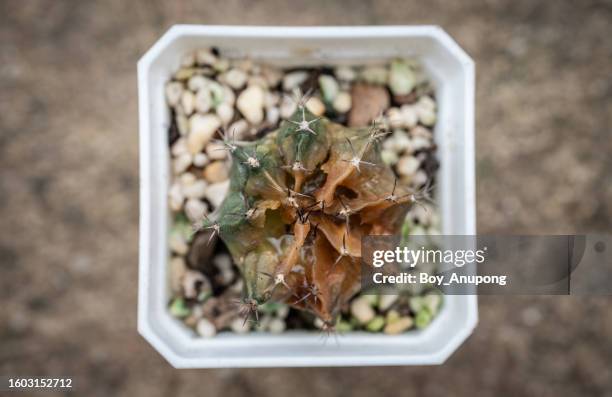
[{"left": 197, "top": 104, "right": 421, "bottom": 327}]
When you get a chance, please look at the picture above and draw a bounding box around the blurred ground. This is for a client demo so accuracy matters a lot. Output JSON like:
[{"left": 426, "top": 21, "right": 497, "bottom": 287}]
[{"left": 1, "top": 1, "right": 612, "bottom": 396}]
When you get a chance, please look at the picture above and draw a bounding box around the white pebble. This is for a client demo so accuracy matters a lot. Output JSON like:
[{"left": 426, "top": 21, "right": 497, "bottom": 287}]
[
  {"left": 228, "top": 119, "right": 249, "bottom": 140},
  {"left": 205, "top": 141, "right": 227, "bottom": 160},
  {"left": 188, "top": 75, "right": 208, "bottom": 92},
  {"left": 400, "top": 105, "right": 419, "bottom": 128},
  {"left": 222, "top": 85, "right": 235, "bottom": 106},
  {"left": 411, "top": 136, "right": 432, "bottom": 151},
  {"left": 360, "top": 66, "right": 388, "bottom": 85},
  {"left": 169, "top": 256, "right": 187, "bottom": 293},
  {"left": 179, "top": 172, "right": 197, "bottom": 187},
  {"left": 266, "top": 106, "right": 280, "bottom": 125},
  {"left": 397, "top": 156, "right": 421, "bottom": 177},
  {"left": 261, "top": 66, "right": 282, "bottom": 87},
  {"left": 182, "top": 180, "right": 208, "bottom": 199},
  {"left": 381, "top": 149, "right": 399, "bottom": 166},
  {"left": 171, "top": 137, "right": 188, "bottom": 157},
  {"left": 183, "top": 270, "right": 210, "bottom": 299},
  {"left": 319, "top": 75, "right": 339, "bottom": 102},
  {"left": 168, "top": 182, "right": 184, "bottom": 211},
  {"left": 389, "top": 60, "right": 415, "bottom": 95},
  {"left": 213, "top": 58, "right": 230, "bottom": 72},
  {"left": 391, "top": 130, "right": 411, "bottom": 152},
  {"left": 216, "top": 103, "right": 234, "bottom": 125},
  {"left": 279, "top": 95, "right": 297, "bottom": 119},
  {"left": 350, "top": 296, "right": 375, "bottom": 324},
  {"left": 169, "top": 233, "right": 189, "bottom": 255},
  {"left": 193, "top": 153, "right": 209, "bottom": 167},
  {"left": 181, "top": 91, "right": 195, "bottom": 115},
  {"left": 176, "top": 112, "right": 189, "bottom": 136},
  {"left": 224, "top": 68, "right": 248, "bottom": 90},
  {"left": 188, "top": 114, "right": 221, "bottom": 154},
  {"left": 165, "top": 82, "right": 183, "bottom": 107},
  {"left": 268, "top": 318, "right": 286, "bottom": 334},
  {"left": 184, "top": 198, "right": 207, "bottom": 222},
  {"left": 196, "top": 318, "right": 217, "bottom": 338},
  {"left": 305, "top": 97, "right": 325, "bottom": 117},
  {"left": 386, "top": 107, "right": 403, "bottom": 128},
  {"left": 411, "top": 125, "right": 433, "bottom": 139},
  {"left": 196, "top": 49, "right": 217, "bottom": 66},
  {"left": 194, "top": 89, "right": 212, "bottom": 113},
  {"left": 264, "top": 92, "right": 280, "bottom": 108},
  {"left": 237, "top": 85, "right": 265, "bottom": 124},
  {"left": 412, "top": 170, "right": 428, "bottom": 187},
  {"left": 335, "top": 66, "right": 356, "bottom": 82},
  {"left": 378, "top": 294, "right": 399, "bottom": 311},
  {"left": 173, "top": 153, "right": 192, "bottom": 174},
  {"left": 282, "top": 71, "right": 308, "bottom": 91},
  {"left": 205, "top": 180, "right": 230, "bottom": 208},
  {"left": 418, "top": 108, "right": 436, "bottom": 126},
  {"left": 181, "top": 52, "right": 195, "bottom": 67},
  {"left": 230, "top": 317, "right": 250, "bottom": 334},
  {"left": 332, "top": 92, "right": 352, "bottom": 113},
  {"left": 213, "top": 253, "right": 233, "bottom": 271},
  {"left": 417, "top": 95, "right": 436, "bottom": 112}
]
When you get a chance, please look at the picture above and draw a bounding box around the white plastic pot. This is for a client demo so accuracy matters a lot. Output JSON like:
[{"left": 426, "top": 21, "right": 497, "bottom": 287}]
[{"left": 138, "top": 25, "right": 477, "bottom": 368}]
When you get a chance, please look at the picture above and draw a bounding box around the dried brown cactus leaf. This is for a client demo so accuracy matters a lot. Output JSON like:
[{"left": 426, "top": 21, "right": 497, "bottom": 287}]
[
  {"left": 310, "top": 214, "right": 363, "bottom": 257},
  {"left": 277, "top": 222, "right": 311, "bottom": 276},
  {"left": 250, "top": 199, "right": 281, "bottom": 228}
]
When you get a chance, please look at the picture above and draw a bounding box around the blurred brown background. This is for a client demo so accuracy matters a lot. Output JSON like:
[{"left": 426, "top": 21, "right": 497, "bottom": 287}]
[{"left": 1, "top": 1, "right": 611, "bottom": 396}]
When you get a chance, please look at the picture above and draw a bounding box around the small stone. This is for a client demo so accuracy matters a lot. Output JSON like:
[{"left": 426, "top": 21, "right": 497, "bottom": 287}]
[
  {"left": 410, "top": 136, "right": 432, "bottom": 151},
  {"left": 418, "top": 108, "right": 436, "bottom": 126},
  {"left": 184, "top": 198, "right": 207, "bottom": 222},
  {"left": 203, "top": 161, "right": 229, "bottom": 183},
  {"left": 411, "top": 125, "right": 433, "bottom": 139},
  {"left": 366, "top": 316, "right": 385, "bottom": 332},
  {"left": 193, "top": 153, "right": 209, "bottom": 167},
  {"left": 176, "top": 112, "right": 189, "bottom": 136},
  {"left": 409, "top": 296, "right": 424, "bottom": 312},
  {"left": 261, "top": 66, "right": 282, "bottom": 87},
  {"left": 171, "top": 137, "right": 188, "bottom": 157},
  {"left": 165, "top": 82, "right": 183, "bottom": 107},
  {"left": 194, "top": 89, "right": 212, "bottom": 113},
  {"left": 169, "top": 233, "right": 189, "bottom": 255},
  {"left": 387, "top": 107, "right": 403, "bottom": 128},
  {"left": 264, "top": 92, "right": 280, "bottom": 108},
  {"left": 319, "top": 75, "right": 339, "bottom": 102},
  {"left": 228, "top": 119, "right": 249, "bottom": 140},
  {"left": 305, "top": 97, "right": 325, "bottom": 117},
  {"left": 335, "top": 66, "right": 356, "bottom": 82},
  {"left": 205, "top": 180, "right": 230, "bottom": 208},
  {"left": 397, "top": 156, "right": 420, "bottom": 177},
  {"left": 196, "top": 49, "right": 217, "bottom": 66},
  {"left": 348, "top": 84, "right": 390, "bottom": 127},
  {"left": 181, "top": 90, "right": 195, "bottom": 115},
  {"left": 213, "top": 253, "right": 232, "bottom": 271},
  {"left": 222, "top": 85, "right": 235, "bottom": 106},
  {"left": 181, "top": 52, "right": 195, "bottom": 67},
  {"left": 237, "top": 85, "right": 265, "bottom": 124},
  {"left": 209, "top": 82, "right": 225, "bottom": 107},
  {"left": 248, "top": 75, "right": 268, "bottom": 88},
  {"left": 332, "top": 91, "right": 352, "bottom": 113},
  {"left": 188, "top": 75, "right": 208, "bottom": 92},
  {"left": 383, "top": 317, "right": 413, "bottom": 335},
  {"left": 276, "top": 305, "right": 289, "bottom": 319},
  {"left": 400, "top": 105, "right": 419, "bottom": 128},
  {"left": 266, "top": 106, "right": 280, "bottom": 125},
  {"left": 205, "top": 141, "right": 227, "bottom": 160},
  {"left": 196, "top": 318, "right": 217, "bottom": 338},
  {"left": 188, "top": 114, "right": 221, "bottom": 154},
  {"left": 213, "top": 58, "right": 230, "bottom": 72},
  {"left": 389, "top": 59, "right": 415, "bottom": 96},
  {"left": 282, "top": 71, "right": 308, "bottom": 91},
  {"left": 182, "top": 180, "right": 208, "bottom": 199},
  {"left": 386, "top": 309, "right": 400, "bottom": 324},
  {"left": 216, "top": 103, "right": 234, "bottom": 125},
  {"left": 378, "top": 294, "right": 399, "bottom": 311},
  {"left": 173, "top": 153, "right": 192, "bottom": 174},
  {"left": 170, "top": 256, "right": 187, "bottom": 293},
  {"left": 230, "top": 317, "right": 251, "bottom": 334},
  {"left": 168, "top": 182, "right": 184, "bottom": 211},
  {"left": 381, "top": 149, "right": 399, "bottom": 166},
  {"left": 279, "top": 95, "right": 297, "bottom": 119},
  {"left": 390, "top": 130, "right": 412, "bottom": 152},
  {"left": 179, "top": 172, "right": 197, "bottom": 187},
  {"left": 174, "top": 68, "right": 197, "bottom": 80},
  {"left": 268, "top": 318, "right": 286, "bottom": 334},
  {"left": 224, "top": 68, "right": 248, "bottom": 90},
  {"left": 360, "top": 65, "right": 388, "bottom": 85},
  {"left": 412, "top": 170, "right": 428, "bottom": 187},
  {"left": 350, "top": 296, "right": 375, "bottom": 324},
  {"left": 417, "top": 95, "right": 436, "bottom": 112}
]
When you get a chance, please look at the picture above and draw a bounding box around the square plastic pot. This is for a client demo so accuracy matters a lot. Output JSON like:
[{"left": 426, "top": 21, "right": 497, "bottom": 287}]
[{"left": 138, "top": 25, "right": 477, "bottom": 368}]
